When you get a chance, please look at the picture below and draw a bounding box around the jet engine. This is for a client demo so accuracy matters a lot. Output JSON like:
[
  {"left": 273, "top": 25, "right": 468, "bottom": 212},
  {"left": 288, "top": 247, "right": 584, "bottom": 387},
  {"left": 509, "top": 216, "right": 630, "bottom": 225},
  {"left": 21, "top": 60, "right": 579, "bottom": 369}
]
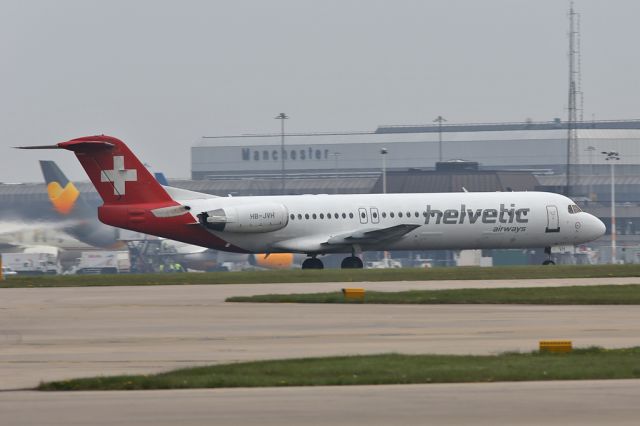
[{"left": 197, "top": 203, "right": 289, "bottom": 233}]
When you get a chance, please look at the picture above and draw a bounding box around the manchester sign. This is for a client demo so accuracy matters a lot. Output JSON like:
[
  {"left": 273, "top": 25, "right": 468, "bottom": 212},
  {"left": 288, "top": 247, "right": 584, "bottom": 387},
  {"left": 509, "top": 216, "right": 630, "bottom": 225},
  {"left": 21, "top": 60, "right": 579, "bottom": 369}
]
[{"left": 242, "top": 147, "right": 331, "bottom": 162}]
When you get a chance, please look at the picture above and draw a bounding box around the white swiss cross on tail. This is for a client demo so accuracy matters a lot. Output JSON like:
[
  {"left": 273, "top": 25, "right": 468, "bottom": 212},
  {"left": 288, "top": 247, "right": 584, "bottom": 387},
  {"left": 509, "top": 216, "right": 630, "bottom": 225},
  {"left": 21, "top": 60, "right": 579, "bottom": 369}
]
[{"left": 100, "top": 155, "right": 137, "bottom": 195}]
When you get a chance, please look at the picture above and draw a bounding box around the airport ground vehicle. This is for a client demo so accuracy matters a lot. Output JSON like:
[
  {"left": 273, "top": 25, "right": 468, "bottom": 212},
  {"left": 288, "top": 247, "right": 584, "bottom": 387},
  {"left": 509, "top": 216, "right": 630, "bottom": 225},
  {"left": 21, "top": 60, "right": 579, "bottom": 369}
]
[
  {"left": 366, "top": 258, "right": 402, "bottom": 268},
  {"left": 1, "top": 265, "right": 18, "bottom": 279},
  {"left": 71, "top": 251, "right": 130, "bottom": 274},
  {"left": 2, "top": 251, "right": 61, "bottom": 275}
]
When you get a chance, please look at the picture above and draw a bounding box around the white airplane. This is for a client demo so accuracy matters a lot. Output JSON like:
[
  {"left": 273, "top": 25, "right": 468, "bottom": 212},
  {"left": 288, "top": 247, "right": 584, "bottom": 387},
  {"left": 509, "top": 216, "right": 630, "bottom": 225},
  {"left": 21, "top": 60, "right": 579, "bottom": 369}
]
[{"left": 20, "top": 135, "right": 606, "bottom": 269}]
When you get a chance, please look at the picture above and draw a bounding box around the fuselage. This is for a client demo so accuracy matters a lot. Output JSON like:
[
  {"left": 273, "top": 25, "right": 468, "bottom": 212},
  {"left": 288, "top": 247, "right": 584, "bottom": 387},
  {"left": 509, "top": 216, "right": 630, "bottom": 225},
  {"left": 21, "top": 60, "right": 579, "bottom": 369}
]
[
  {"left": 185, "top": 191, "right": 605, "bottom": 254},
  {"left": 26, "top": 135, "right": 605, "bottom": 261}
]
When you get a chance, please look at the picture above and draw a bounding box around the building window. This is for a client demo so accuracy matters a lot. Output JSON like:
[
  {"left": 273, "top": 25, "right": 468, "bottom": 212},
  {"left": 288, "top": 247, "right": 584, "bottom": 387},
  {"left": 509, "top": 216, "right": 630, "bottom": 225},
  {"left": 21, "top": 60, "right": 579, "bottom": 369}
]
[
  {"left": 398, "top": 212, "right": 403, "bottom": 218},
  {"left": 312, "top": 213, "right": 317, "bottom": 219},
  {"left": 349, "top": 213, "right": 354, "bottom": 219},
  {"left": 319, "top": 213, "right": 324, "bottom": 219},
  {"left": 290, "top": 214, "right": 295, "bottom": 220}
]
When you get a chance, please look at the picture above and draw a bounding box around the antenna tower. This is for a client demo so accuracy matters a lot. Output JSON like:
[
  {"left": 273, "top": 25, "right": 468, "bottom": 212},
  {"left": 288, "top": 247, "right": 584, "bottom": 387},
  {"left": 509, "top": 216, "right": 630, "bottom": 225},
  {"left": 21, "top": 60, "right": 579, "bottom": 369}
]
[{"left": 566, "top": 1, "right": 582, "bottom": 197}]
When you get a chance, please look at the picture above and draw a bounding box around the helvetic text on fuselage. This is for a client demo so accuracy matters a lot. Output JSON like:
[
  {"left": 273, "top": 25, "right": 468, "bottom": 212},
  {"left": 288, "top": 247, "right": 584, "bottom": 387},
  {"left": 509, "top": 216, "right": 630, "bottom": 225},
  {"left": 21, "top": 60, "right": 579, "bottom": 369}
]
[{"left": 426, "top": 204, "right": 530, "bottom": 233}]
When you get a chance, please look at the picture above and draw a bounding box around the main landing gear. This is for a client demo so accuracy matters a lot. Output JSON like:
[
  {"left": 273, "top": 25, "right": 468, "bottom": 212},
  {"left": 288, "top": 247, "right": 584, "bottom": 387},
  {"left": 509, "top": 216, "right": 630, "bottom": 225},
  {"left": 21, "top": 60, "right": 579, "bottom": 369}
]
[
  {"left": 542, "top": 246, "right": 556, "bottom": 265},
  {"left": 301, "top": 256, "right": 324, "bottom": 269},
  {"left": 341, "top": 256, "right": 363, "bottom": 269},
  {"left": 301, "top": 250, "right": 365, "bottom": 270},
  {"left": 341, "top": 246, "right": 364, "bottom": 269}
]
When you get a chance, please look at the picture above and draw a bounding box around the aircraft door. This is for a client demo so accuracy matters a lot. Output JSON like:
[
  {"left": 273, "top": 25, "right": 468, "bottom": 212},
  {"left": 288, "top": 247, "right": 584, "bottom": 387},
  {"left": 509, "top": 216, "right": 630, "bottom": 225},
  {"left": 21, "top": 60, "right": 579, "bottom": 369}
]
[
  {"left": 370, "top": 207, "right": 380, "bottom": 224},
  {"left": 358, "top": 207, "right": 368, "bottom": 224},
  {"left": 545, "top": 205, "right": 560, "bottom": 233}
]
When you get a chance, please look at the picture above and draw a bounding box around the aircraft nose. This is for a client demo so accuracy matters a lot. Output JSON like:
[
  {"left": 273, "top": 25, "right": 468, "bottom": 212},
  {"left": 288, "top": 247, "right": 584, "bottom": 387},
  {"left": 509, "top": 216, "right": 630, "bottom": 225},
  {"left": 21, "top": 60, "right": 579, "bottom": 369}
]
[{"left": 588, "top": 214, "right": 606, "bottom": 240}]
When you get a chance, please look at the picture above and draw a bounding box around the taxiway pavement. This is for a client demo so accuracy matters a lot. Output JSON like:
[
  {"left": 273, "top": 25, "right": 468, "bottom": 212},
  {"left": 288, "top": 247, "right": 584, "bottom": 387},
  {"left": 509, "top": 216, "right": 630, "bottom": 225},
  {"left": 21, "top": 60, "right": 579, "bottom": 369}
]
[
  {"left": 1, "top": 277, "right": 640, "bottom": 425},
  {"left": 2, "top": 380, "right": 640, "bottom": 426},
  {"left": 2, "top": 277, "right": 640, "bottom": 390}
]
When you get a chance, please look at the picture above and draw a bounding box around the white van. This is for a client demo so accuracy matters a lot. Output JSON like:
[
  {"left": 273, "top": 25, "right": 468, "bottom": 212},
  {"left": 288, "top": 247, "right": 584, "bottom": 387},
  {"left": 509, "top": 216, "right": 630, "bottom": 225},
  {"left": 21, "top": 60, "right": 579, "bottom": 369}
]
[{"left": 1, "top": 266, "right": 18, "bottom": 279}]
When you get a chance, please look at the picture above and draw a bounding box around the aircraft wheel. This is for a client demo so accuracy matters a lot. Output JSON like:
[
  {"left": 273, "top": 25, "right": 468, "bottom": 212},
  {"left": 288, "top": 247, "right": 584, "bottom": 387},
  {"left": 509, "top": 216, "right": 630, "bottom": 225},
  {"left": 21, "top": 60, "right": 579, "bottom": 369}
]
[
  {"left": 302, "top": 258, "right": 324, "bottom": 269},
  {"left": 542, "top": 260, "right": 556, "bottom": 265},
  {"left": 341, "top": 256, "right": 363, "bottom": 269}
]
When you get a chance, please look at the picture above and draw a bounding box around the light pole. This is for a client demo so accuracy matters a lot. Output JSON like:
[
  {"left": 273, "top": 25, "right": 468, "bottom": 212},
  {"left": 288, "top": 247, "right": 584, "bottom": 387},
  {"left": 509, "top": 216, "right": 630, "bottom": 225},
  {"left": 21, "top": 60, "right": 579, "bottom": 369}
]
[
  {"left": 275, "top": 113, "right": 289, "bottom": 195},
  {"left": 380, "top": 148, "right": 388, "bottom": 194},
  {"left": 602, "top": 151, "right": 620, "bottom": 263},
  {"left": 433, "top": 115, "right": 447, "bottom": 163},
  {"left": 380, "top": 147, "right": 389, "bottom": 262},
  {"left": 333, "top": 152, "right": 340, "bottom": 194},
  {"left": 586, "top": 146, "right": 596, "bottom": 200}
]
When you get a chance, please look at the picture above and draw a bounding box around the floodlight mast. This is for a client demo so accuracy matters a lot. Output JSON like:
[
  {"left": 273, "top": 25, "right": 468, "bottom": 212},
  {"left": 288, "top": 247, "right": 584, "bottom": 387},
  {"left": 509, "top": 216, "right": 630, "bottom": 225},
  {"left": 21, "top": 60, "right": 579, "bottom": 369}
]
[
  {"left": 275, "top": 113, "right": 289, "bottom": 195},
  {"left": 602, "top": 151, "right": 620, "bottom": 263},
  {"left": 380, "top": 148, "right": 388, "bottom": 194}
]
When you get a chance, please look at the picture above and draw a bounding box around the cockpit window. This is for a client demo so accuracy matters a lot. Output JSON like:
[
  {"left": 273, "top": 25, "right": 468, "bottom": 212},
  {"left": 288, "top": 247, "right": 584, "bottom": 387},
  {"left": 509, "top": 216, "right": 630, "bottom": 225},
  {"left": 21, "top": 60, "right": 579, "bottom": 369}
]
[{"left": 568, "top": 204, "right": 582, "bottom": 214}]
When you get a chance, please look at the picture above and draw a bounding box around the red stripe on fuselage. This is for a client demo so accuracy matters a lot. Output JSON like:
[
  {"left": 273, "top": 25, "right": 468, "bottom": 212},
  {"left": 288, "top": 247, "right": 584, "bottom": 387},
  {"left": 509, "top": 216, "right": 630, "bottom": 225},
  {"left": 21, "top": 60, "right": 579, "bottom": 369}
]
[{"left": 98, "top": 203, "right": 248, "bottom": 253}]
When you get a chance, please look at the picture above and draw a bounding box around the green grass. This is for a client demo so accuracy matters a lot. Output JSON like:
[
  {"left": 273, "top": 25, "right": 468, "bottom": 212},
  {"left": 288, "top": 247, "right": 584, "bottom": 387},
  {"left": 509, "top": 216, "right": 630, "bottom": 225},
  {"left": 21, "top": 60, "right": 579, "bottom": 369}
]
[
  {"left": 227, "top": 284, "right": 640, "bottom": 305},
  {"left": 37, "top": 347, "right": 640, "bottom": 391},
  {"left": 2, "top": 264, "right": 640, "bottom": 288}
]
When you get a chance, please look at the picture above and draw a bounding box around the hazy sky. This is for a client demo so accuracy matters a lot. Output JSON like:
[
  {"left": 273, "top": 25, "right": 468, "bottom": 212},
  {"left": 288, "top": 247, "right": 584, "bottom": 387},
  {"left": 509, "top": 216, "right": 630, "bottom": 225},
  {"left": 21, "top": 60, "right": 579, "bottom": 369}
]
[{"left": 2, "top": 0, "right": 639, "bottom": 182}]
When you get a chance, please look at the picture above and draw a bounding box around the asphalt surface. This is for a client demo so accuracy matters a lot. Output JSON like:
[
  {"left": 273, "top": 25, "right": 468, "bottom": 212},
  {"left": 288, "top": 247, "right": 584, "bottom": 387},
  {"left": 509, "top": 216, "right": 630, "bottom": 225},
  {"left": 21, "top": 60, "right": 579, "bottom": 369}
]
[
  {"left": 1, "top": 277, "right": 640, "bottom": 425},
  {"left": 3, "top": 380, "right": 640, "bottom": 426}
]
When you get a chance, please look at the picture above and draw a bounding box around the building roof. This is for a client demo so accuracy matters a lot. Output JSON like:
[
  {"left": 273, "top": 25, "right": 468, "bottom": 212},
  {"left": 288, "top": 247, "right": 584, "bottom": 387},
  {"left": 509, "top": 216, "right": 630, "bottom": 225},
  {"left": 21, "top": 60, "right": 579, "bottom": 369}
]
[
  {"left": 196, "top": 121, "right": 640, "bottom": 148},
  {"left": 376, "top": 119, "right": 640, "bottom": 134},
  {"left": 537, "top": 175, "right": 640, "bottom": 186}
]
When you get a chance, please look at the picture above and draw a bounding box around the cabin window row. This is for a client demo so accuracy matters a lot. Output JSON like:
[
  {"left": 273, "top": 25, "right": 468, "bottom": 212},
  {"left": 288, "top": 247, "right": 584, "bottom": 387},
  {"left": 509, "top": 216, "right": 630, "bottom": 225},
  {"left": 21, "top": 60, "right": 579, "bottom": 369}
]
[{"left": 288, "top": 211, "right": 428, "bottom": 221}]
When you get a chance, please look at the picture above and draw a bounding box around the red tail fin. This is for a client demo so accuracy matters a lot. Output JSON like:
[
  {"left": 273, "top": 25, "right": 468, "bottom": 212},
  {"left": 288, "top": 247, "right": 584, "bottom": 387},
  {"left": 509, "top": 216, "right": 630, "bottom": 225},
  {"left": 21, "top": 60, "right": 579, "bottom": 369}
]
[{"left": 58, "top": 135, "right": 173, "bottom": 205}]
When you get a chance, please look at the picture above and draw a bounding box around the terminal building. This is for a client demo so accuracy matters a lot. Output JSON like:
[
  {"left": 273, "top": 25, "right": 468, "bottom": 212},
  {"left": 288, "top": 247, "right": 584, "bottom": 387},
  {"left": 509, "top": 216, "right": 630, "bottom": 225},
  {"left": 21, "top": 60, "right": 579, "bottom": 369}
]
[
  {"left": 190, "top": 119, "right": 640, "bottom": 263},
  {"left": 192, "top": 119, "right": 640, "bottom": 202}
]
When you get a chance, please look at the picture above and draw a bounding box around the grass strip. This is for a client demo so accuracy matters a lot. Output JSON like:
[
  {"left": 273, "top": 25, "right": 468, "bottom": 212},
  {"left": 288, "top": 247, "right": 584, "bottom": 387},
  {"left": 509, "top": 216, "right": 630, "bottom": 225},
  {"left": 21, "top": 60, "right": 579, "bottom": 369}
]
[
  {"left": 226, "top": 284, "right": 640, "bottom": 305},
  {"left": 3, "top": 264, "right": 640, "bottom": 288},
  {"left": 38, "top": 347, "right": 640, "bottom": 391}
]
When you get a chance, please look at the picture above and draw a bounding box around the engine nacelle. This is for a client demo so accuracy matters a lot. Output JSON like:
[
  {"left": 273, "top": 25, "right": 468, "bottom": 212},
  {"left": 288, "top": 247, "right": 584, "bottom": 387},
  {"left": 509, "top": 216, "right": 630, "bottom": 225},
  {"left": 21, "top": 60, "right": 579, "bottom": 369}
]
[{"left": 198, "top": 203, "right": 289, "bottom": 233}]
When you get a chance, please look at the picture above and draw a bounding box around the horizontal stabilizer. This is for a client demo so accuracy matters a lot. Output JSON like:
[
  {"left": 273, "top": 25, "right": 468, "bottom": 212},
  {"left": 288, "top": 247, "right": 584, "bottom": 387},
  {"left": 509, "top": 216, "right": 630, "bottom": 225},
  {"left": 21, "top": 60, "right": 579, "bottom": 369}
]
[{"left": 15, "top": 145, "right": 60, "bottom": 149}]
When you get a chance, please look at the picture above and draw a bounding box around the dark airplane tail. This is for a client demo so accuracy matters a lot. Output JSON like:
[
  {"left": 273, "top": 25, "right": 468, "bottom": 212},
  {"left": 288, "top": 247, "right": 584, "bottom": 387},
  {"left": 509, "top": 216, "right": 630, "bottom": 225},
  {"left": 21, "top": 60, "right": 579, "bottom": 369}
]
[
  {"left": 39, "top": 160, "right": 81, "bottom": 215},
  {"left": 154, "top": 172, "right": 169, "bottom": 186}
]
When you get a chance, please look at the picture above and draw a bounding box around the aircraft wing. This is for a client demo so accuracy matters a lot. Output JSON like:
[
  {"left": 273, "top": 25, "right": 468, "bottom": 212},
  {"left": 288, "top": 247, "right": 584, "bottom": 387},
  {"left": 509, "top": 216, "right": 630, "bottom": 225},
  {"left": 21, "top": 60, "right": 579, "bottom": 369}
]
[
  {"left": 271, "top": 224, "right": 420, "bottom": 253},
  {"left": 324, "top": 224, "right": 421, "bottom": 245}
]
